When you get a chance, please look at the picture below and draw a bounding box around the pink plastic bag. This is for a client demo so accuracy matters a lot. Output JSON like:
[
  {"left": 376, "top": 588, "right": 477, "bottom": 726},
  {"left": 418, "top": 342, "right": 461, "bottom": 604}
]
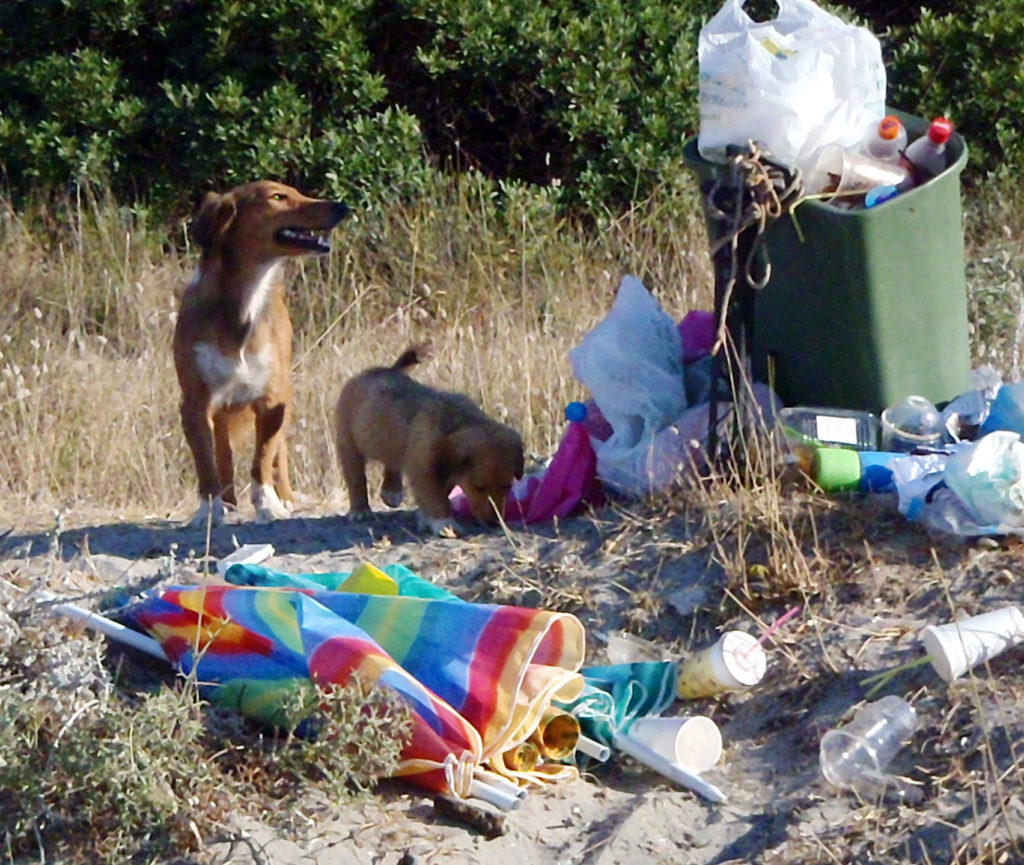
[{"left": 451, "top": 403, "right": 605, "bottom": 525}]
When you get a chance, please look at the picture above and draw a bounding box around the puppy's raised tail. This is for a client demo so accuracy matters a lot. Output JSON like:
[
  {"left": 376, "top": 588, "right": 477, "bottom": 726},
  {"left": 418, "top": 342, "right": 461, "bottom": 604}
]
[{"left": 391, "top": 343, "right": 431, "bottom": 372}]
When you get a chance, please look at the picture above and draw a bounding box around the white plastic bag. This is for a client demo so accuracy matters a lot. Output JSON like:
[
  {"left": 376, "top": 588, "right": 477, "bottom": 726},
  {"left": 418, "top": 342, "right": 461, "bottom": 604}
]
[
  {"left": 697, "top": 0, "right": 886, "bottom": 177},
  {"left": 569, "top": 276, "right": 687, "bottom": 495},
  {"left": 892, "top": 433, "right": 1024, "bottom": 537},
  {"left": 942, "top": 431, "right": 1024, "bottom": 531}
]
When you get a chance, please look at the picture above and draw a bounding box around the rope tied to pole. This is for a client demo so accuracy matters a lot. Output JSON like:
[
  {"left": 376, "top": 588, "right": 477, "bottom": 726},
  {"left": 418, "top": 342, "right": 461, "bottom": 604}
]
[
  {"left": 704, "top": 142, "right": 804, "bottom": 355},
  {"left": 701, "top": 141, "right": 804, "bottom": 462}
]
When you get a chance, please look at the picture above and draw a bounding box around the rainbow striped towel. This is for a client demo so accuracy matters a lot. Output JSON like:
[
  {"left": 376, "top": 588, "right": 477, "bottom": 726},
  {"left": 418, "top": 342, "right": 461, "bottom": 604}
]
[{"left": 122, "top": 562, "right": 585, "bottom": 797}]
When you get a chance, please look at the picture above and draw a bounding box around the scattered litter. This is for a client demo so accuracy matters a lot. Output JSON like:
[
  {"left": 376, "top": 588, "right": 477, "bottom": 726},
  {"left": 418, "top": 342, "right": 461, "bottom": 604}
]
[
  {"left": 569, "top": 276, "right": 688, "bottom": 496},
  {"left": 819, "top": 695, "right": 917, "bottom": 797},
  {"left": 627, "top": 715, "right": 722, "bottom": 774},
  {"left": 921, "top": 605, "right": 1024, "bottom": 682},
  {"left": 216, "top": 542, "right": 275, "bottom": 575},
  {"left": 613, "top": 728, "right": 728, "bottom": 804},
  {"left": 575, "top": 734, "right": 611, "bottom": 762},
  {"left": 558, "top": 660, "right": 728, "bottom": 803},
  {"left": 677, "top": 630, "right": 767, "bottom": 700},
  {"left": 604, "top": 630, "right": 666, "bottom": 665}
]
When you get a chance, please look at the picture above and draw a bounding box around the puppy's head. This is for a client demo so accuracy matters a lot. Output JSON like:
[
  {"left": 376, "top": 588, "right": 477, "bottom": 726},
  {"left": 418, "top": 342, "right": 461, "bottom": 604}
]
[
  {"left": 192, "top": 181, "right": 349, "bottom": 263},
  {"left": 441, "top": 424, "right": 525, "bottom": 526}
]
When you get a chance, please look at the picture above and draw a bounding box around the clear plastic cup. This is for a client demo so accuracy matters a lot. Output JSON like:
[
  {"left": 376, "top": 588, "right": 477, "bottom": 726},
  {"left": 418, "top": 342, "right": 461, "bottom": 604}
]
[
  {"left": 880, "top": 395, "right": 945, "bottom": 452},
  {"left": 819, "top": 695, "right": 917, "bottom": 793},
  {"left": 808, "top": 143, "right": 909, "bottom": 198}
]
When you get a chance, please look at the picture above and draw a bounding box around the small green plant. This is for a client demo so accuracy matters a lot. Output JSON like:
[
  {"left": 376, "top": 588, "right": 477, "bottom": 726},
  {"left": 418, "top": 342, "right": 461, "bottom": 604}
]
[
  {"left": 218, "top": 677, "right": 413, "bottom": 804},
  {"left": 0, "top": 605, "right": 412, "bottom": 863}
]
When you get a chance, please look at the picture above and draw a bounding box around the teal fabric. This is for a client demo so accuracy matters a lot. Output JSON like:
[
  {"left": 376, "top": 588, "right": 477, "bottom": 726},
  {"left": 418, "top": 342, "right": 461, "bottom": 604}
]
[
  {"left": 555, "top": 660, "right": 679, "bottom": 749},
  {"left": 224, "top": 562, "right": 459, "bottom": 601}
]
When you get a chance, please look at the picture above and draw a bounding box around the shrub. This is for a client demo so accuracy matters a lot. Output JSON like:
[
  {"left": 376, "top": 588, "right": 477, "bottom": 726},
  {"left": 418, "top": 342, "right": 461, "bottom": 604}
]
[
  {"left": 369, "top": 0, "right": 716, "bottom": 210},
  {"left": 0, "top": 0, "right": 434, "bottom": 215},
  {"left": 886, "top": 0, "right": 1024, "bottom": 185},
  {"left": 0, "top": 633, "right": 411, "bottom": 862},
  {"left": 0, "top": 0, "right": 1021, "bottom": 216}
]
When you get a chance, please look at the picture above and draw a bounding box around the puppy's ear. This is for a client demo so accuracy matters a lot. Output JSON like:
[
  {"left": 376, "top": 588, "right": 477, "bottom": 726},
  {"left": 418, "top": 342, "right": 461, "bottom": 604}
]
[
  {"left": 514, "top": 445, "right": 525, "bottom": 479},
  {"left": 191, "top": 191, "right": 236, "bottom": 252}
]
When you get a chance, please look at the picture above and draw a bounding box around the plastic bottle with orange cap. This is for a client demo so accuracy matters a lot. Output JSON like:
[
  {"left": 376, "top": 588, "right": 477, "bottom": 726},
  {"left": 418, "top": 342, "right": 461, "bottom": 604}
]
[{"left": 862, "top": 115, "right": 955, "bottom": 208}]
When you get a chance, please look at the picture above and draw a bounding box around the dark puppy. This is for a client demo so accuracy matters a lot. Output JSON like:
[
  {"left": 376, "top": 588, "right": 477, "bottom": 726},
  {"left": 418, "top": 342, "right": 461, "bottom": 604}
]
[{"left": 335, "top": 346, "right": 524, "bottom": 534}]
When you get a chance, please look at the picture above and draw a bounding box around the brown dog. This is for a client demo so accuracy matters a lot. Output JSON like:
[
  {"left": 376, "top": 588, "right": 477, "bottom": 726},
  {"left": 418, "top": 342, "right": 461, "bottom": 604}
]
[
  {"left": 173, "top": 180, "right": 349, "bottom": 526},
  {"left": 335, "top": 347, "right": 524, "bottom": 534}
]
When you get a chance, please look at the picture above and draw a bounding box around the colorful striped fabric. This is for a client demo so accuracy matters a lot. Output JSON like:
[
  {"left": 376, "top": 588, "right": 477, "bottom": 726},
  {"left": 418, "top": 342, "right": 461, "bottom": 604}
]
[{"left": 122, "top": 564, "right": 586, "bottom": 797}]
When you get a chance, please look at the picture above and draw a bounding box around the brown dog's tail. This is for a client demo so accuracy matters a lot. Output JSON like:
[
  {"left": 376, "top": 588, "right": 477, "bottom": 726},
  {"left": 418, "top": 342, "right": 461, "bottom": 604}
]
[{"left": 391, "top": 343, "right": 431, "bottom": 372}]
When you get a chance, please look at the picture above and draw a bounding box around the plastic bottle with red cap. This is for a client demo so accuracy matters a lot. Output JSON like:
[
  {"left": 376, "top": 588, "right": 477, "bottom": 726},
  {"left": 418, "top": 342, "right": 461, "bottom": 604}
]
[{"left": 900, "top": 117, "right": 954, "bottom": 188}]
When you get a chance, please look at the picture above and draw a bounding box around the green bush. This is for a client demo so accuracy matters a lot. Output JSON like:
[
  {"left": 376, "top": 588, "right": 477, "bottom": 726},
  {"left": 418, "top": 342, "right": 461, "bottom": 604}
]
[
  {"left": 372, "top": 0, "right": 716, "bottom": 210},
  {"left": 887, "top": 1, "right": 1024, "bottom": 185},
  {"left": 0, "top": 0, "right": 434, "bottom": 215},
  {"left": 0, "top": 0, "right": 1020, "bottom": 216}
]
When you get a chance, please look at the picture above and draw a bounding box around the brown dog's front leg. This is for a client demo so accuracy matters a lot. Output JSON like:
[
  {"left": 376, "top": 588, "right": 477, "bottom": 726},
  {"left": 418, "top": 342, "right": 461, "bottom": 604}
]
[
  {"left": 272, "top": 436, "right": 294, "bottom": 509},
  {"left": 212, "top": 413, "right": 237, "bottom": 506},
  {"left": 181, "top": 399, "right": 224, "bottom": 525},
  {"left": 408, "top": 465, "right": 460, "bottom": 536},
  {"left": 252, "top": 403, "right": 291, "bottom": 521}
]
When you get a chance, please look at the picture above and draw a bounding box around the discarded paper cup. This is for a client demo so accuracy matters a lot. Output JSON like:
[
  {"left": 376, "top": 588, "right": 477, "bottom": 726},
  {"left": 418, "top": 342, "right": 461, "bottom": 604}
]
[
  {"left": 677, "top": 631, "right": 767, "bottom": 699},
  {"left": 627, "top": 715, "right": 722, "bottom": 773},
  {"left": 808, "top": 143, "right": 908, "bottom": 197},
  {"left": 921, "top": 605, "right": 1024, "bottom": 682}
]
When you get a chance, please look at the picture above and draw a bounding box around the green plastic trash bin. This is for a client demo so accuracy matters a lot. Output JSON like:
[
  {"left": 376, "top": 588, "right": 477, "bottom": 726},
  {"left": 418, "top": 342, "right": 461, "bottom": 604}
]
[{"left": 684, "top": 111, "right": 971, "bottom": 413}]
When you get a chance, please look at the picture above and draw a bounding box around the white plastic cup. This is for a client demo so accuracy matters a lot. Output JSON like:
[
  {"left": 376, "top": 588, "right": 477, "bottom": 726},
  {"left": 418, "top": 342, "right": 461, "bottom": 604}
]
[
  {"left": 921, "top": 605, "right": 1024, "bottom": 682},
  {"left": 677, "top": 631, "right": 767, "bottom": 699},
  {"left": 820, "top": 695, "right": 917, "bottom": 792},
  {"left": 808, "top": 143, "right": 909, "bottom": 197},
  {"left": 627, "top": 715, "right": 722, "bottom": 773}
]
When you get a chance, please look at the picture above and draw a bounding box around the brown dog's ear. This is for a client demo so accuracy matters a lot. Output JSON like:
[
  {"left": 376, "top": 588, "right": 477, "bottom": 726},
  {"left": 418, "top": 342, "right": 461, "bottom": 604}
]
[
  {"left": 191, "top": 191, "right": 236, "bottom": 253},
  {"left": 514, "top": 445, "right": 525, "bottom": 479}
]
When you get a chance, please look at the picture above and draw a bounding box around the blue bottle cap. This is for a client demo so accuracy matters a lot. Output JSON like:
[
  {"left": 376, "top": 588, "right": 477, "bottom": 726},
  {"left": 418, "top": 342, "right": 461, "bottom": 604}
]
[
  {"left": 865, "top": 184, "right": 899, "bottom": 208},
  {"left": 565, "top": 401, "right": 587, "bottom": 423}
]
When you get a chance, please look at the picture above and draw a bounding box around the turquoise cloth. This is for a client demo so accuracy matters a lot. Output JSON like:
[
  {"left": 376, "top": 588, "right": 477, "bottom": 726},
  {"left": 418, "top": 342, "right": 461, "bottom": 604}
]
[
  {"left": 556, "top": 660, "right": 679, "bottom": 749},
  {"left": 224, "top": 562, "right": 458, "bottom": 601}
]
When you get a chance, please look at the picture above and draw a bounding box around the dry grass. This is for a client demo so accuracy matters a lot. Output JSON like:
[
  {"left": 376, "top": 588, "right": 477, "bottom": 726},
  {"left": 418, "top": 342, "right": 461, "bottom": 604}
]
[{"left": 0, "top": 176, "right": 712, "bottom": 524}]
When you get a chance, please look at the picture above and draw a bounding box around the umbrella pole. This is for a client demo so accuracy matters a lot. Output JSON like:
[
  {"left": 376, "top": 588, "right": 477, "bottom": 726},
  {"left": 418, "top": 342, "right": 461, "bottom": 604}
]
[{"left": 2, "top": 579, "right": 168, "bottom": 662}]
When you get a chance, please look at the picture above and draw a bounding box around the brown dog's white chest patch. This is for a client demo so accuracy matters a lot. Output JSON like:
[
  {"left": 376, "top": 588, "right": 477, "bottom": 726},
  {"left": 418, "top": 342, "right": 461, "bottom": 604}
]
[
  {"left": 240, "top": 262, "right": 282, "bottom": 328},
  {"left": 194, "top": 342, "right": 274, "bottom": 409}
]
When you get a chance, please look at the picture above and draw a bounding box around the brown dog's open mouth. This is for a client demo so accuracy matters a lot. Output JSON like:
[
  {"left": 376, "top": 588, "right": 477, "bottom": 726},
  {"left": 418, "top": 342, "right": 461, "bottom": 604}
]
[{"left": 275, "top": 227, "right": 333, "bottom": 254}]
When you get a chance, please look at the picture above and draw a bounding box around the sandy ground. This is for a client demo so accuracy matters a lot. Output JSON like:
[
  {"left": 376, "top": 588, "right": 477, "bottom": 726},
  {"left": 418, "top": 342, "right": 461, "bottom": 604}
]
[{"left": 2, "top": 496, "right": 1023, "bottom": 865}]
